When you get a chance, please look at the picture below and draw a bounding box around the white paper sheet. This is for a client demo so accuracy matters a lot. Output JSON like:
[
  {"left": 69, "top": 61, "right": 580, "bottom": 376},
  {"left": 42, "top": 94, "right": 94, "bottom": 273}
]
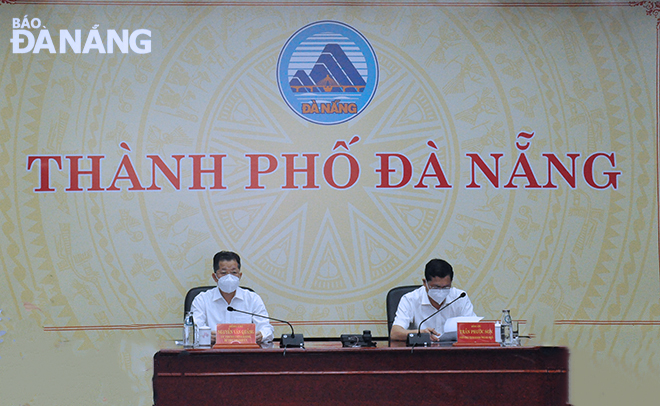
[{"left": 443, "top": 316, "right": 484, "bottom": 333}]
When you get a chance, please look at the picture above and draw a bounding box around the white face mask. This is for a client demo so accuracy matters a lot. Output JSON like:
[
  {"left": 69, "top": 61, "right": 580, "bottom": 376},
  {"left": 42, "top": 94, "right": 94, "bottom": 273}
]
[
  {"left": 428, "top": 288, "right": 450, "bottom": 304},
  {"left": 217, "top": 274, "right": 240, "bottom": 293}
]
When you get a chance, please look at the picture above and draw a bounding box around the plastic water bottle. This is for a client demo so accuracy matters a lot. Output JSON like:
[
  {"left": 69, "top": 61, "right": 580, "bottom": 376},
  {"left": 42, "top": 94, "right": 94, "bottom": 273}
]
[
  {"left": 183, "top": 311, "right": 195, "bottom": 349},
  {"left": 501, "top": 309, "right": 513, "bottom": 346}
]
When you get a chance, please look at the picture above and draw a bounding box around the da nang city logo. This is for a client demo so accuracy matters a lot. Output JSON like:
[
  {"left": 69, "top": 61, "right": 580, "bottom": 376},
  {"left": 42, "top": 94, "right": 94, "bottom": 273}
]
[{"left": 277, "top": 21, "right": 379, "bottom": 125}]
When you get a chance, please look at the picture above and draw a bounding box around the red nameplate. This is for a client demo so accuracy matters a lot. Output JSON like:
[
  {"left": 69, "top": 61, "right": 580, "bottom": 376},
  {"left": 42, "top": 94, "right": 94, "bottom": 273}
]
[
  {"left": 454, "top": 322, "right": 500, "bottom": 347},
  {"left": 213, "top": 323, "right": 259, "bottom": 349}
]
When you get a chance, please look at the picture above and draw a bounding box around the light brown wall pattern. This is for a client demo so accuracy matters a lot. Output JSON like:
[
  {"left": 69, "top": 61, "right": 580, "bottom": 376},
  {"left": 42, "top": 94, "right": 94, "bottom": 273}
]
[{"left": 1, "top": 1, "right": 659, "bottom": 404}]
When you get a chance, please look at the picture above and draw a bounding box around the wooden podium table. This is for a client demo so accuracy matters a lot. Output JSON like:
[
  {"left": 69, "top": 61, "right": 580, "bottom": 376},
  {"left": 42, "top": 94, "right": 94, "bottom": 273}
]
[{"left": 153, "top": 344, "right": 569, "bottom": 406}]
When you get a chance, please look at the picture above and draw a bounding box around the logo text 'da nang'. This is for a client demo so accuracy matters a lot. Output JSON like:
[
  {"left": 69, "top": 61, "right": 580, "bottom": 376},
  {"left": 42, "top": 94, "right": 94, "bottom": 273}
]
[{"left": 10, "top": 15, "right": 151, "bottom": 54}]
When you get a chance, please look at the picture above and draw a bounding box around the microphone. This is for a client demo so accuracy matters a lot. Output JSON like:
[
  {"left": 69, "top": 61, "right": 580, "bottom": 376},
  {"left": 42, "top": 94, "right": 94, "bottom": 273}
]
[
  {"left": 406, "top": 291, "right": 467, "bottom": 347},
  {"left": 417, "top": 292, "right": 466, "bottom": 335},
  {"left": 227, "top": 306, "right": 304, "bottom": 348}
]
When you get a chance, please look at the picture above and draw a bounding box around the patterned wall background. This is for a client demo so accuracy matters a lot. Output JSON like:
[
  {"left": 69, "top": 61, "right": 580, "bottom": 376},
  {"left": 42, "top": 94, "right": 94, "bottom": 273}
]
[{"left": 1, "top": 1, "right": 659, "bottom": 404}]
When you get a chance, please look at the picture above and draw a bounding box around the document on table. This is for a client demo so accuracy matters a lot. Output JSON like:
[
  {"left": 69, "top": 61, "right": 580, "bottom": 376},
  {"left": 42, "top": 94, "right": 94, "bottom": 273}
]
[{"left": 438, "top": 316, "right": 484, "bottom": 341}]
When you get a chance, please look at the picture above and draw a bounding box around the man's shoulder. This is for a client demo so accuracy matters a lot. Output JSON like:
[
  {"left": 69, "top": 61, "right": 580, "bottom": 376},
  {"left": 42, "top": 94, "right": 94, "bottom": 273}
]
[
  {"left": 449, "top": 287, "right": 468, "bottom": 298},
  {"left": 401, "top": 286, "right": 426, "bottom": 301},
  {"left": 239, "top": 287, "right": 264, "bottom": 302},
  {"left": 193, "top": 287, "right": 218, "bottom": 303},
  {"left": 448, "top": 287, "right": 473, "bottom": 306}
]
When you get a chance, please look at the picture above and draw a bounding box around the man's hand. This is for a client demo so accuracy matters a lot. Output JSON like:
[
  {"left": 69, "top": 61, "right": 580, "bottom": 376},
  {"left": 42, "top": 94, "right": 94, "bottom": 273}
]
[
  {"left": 391, "top": 325, "right": 443, "bottom": 341},
  {"left": 420, "top": 327, "right": 440, "bottom": 341}
]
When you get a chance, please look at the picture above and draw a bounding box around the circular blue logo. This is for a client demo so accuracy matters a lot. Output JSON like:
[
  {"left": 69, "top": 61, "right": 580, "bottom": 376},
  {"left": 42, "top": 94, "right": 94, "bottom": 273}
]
[{"left": 277, "top": 21, "right": 379, "bottom": 125}]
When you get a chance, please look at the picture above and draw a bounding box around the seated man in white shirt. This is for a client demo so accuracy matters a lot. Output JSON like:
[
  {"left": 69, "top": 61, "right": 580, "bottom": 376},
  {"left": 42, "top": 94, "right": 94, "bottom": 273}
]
[
  {"left": 191, "top": 251, "right": 274, "bottom": 346},
  {"left": 390, "top": 258, "right": 477, "bottom": 341}
]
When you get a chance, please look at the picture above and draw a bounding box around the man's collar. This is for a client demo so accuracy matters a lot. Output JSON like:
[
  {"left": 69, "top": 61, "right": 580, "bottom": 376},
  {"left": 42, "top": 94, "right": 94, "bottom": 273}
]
[
  {"left": 212, "top": 286, "right": 245, "bottom": 303},
  {"left": 234, "top": 287, "right": 246, "bottom": 301}
]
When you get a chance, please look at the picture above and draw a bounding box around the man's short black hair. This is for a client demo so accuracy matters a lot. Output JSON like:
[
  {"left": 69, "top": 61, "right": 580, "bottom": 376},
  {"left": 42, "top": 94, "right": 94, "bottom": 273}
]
[
  {"left": 213, "top": 251, "right": 241, "bottom": 272},
  {"left": 424, "top": 258, "right": 453, "bottom": 281}
]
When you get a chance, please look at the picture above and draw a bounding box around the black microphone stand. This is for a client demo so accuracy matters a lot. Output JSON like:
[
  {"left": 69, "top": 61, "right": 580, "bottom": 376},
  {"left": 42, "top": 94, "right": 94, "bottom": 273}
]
[
  {"left": 227, "top": 306, "right": 305, "bottom": 349},
  {"left": 406, "top": 292, "right": 466, "bottom": 347}
]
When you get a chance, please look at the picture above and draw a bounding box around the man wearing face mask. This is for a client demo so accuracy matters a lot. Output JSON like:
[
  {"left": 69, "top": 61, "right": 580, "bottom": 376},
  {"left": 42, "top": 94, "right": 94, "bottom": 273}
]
[
  {"left": 191, "top": 251, "right": 274, "bottom": 346},
  {"left": 390, "top": 258, "right": 477, "bottom": 342}
]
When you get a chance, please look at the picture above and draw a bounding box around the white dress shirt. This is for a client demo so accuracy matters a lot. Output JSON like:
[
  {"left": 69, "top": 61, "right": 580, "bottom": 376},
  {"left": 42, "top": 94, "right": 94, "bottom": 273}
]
[
  {"left": 191, "top": 286, "right": 274, "bottom": 343},
  {"left": 392, "top": 286, "right": 476, "bottom": 335}
]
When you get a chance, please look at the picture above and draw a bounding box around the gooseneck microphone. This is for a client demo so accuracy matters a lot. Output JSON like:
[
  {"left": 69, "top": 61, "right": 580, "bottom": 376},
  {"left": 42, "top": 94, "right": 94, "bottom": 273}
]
[
  {"left": 227, "top": 306, "right": 304, "bottom": 348},
  {"left": 417, "top": 292, "right": 467, "bottom": 335},
  {"left": 406, "top": 291, "right": 467, "bottom": 347}
]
